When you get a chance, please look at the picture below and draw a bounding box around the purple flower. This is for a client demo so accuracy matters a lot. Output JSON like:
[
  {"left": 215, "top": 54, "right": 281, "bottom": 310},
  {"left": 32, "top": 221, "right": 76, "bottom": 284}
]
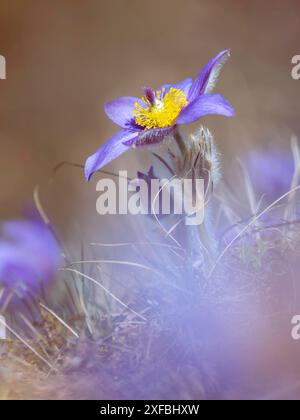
[
  {"left": 0, "top": 217, "right": 62, "bottom": 309},
  {"left": 245, "top": 148, "right": 294, "bottom": 202},
  {"left": 85, "top": 50, "right": 235, "bottom": 181}
]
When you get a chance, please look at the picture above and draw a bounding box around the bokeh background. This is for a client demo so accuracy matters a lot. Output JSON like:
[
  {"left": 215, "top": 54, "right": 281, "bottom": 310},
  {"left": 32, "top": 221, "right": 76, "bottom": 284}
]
[
  {"left": 1, "top": 1, "right": 300, "bottom": 400},
  {"left": 0, "top": 0, "right": 299, "bottom": 232}
]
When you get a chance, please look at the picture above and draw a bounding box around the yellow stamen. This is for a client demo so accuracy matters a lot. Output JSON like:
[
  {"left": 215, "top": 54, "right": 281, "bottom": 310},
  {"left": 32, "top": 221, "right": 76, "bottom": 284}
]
[{"left": 134, "top": 88, "right": 188, "bottom": 129}]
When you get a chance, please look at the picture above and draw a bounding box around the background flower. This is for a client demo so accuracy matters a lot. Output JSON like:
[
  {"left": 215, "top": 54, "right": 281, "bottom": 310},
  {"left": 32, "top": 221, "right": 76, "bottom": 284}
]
[
  {"left": 244, "top": 148, "right": 294, "bottom": 202},
  {"left": 0, "top": 216, "right": 62, "bottom": 309}
]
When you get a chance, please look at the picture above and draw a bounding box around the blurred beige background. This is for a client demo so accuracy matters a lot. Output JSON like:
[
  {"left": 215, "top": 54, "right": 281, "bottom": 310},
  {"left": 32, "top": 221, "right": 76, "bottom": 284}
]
[{"left": 0, "top": 0, "right": 299, "bottom": 231}]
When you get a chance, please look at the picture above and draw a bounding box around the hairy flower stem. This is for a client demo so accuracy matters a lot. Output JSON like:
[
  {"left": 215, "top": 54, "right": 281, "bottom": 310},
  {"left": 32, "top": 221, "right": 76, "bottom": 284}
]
[
  {"left": 173, "top": 127, "right": 216, "bottom": 278},
  {"left": 174, "top": 127, "right": 187, "bottom": 157}
]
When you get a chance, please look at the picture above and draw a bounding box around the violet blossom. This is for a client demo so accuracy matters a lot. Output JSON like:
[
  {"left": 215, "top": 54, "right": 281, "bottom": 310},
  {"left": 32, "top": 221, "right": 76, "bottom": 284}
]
[
  {"left": 0, "top": 216, "right": 62, "bottom": 309},
  {"left": 245, "top": 148, "right": 295, "bottom": 202},
  {"left": 85, "top": 50, "right": 235, "bottom": 181}
]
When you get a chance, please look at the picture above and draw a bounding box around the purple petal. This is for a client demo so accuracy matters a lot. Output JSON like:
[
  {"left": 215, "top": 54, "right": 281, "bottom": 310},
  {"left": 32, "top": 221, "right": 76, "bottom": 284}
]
[
  {"left": 188, "top": 50, "right": 230, "bottom": 103},
  {"left": 123, "top": 127, "right": 175, "bottom": 147},
  {"left": 104, "top": 97, "right": 143, "bottom": 128},
  {"left": 2, "top": 221, "right": 61, "bottom": 274},
  {"left": 85, "top": 129, "right": 139, "bottom": 181},
  {"left": 173, "top": 78, "right": 193, "bottom": 96},
  {"left": 0, "top": 243, "right": 22, "bottom": 277},
  {"left": 158, "top": 79, "right": 192, "bottom": 98},
  {"left": 177, "top": 94, "right": 235, "bottom": 124},
  {"left": 0, "top": 218, "right": 62, "bottom": 308},
  {"left": 245, "top": 149, "right": 294, "bottom": 202}
]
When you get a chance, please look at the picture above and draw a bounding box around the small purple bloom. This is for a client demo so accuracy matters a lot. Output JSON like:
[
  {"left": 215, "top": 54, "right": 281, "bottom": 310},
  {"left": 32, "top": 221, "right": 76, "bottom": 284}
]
[
  {"left": 245, "top": 148, "right": 294, "bottom": 202},
  {"left": 0, "top": 217, "right": 62, "bottom": 309},
  {"left": 85, "top": 50, "right": 235, "bottom": 180}
]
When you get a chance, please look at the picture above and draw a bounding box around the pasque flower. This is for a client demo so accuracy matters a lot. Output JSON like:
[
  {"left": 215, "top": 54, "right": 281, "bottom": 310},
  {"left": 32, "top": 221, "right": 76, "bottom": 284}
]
[
  {"left": 245, "top": 148, "right": 294, "bottom": 202},
  {"left": 85, "top": 50, "right": 235, "bottom": 180},
  {"left": 0, "top": 216, "right": 62, "bottom": 308}
]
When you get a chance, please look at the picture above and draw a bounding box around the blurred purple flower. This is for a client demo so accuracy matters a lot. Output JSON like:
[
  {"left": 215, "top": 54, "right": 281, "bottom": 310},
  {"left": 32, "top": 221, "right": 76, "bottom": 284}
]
[
  {"left": 85, "top": 50, "right": 235, "bottom": 180},
  {"left": 0, "top": 217, "right": 62, "bottom": 309},
  {"left": 245, "top": 149, "right": 294, "bottom": 201}
]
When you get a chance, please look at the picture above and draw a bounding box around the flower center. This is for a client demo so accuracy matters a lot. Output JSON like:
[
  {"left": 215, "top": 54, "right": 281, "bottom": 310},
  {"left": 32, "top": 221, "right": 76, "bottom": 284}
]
[{"left": 134, "top": 88, "right": 188, "bottom": 129}]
